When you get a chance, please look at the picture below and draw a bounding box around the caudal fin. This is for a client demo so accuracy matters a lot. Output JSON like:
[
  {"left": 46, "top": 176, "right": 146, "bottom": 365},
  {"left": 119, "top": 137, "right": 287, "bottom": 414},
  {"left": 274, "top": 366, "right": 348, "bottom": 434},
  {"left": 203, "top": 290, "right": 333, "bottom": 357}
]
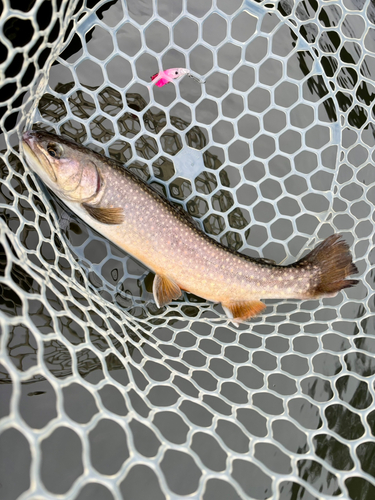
[{"left": 297, "top": 234, "right": 358, "bottom": 298}]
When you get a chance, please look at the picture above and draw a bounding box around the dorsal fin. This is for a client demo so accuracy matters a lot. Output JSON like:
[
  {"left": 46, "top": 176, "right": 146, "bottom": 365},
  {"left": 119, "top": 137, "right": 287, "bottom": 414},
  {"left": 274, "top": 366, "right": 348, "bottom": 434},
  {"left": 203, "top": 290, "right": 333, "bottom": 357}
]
[
  {"left": 170, "top": 202, "right": 201, "bottom": 230},
  {"left": 252, "top": 257, "right": 276, "bottom": 266}
]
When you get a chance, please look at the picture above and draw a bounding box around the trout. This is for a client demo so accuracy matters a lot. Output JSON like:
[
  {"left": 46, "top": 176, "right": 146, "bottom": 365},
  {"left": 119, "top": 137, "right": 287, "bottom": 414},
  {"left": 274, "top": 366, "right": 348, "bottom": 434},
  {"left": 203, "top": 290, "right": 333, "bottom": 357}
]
[{"left": 22, "top": 130, "right": 358, "bottom": 324}]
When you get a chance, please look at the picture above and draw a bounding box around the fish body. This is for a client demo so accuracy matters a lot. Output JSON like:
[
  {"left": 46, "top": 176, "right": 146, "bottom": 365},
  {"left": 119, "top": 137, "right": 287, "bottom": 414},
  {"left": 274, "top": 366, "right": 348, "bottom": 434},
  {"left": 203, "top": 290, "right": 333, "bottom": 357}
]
[{"left": 22, "top": 130, "right": 358, "bottom": 323}]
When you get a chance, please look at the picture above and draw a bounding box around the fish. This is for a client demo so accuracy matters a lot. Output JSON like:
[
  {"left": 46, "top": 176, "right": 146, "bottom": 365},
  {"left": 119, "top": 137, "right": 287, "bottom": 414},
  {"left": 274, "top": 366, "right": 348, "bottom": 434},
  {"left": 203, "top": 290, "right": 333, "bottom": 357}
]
[
  {"left": 22, "top": 130, "right": 359, "bottom": 324},
  {"left": 151, "top": 68, "right": 204, "bottom": 87}
]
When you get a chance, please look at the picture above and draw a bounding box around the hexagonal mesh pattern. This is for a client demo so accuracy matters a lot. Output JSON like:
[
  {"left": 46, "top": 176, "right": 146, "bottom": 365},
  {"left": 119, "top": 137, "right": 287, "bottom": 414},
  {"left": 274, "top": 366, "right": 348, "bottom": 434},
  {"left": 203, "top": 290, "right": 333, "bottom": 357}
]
[{"left": 0, "top": 0, "right": 374, "bottom": 499}]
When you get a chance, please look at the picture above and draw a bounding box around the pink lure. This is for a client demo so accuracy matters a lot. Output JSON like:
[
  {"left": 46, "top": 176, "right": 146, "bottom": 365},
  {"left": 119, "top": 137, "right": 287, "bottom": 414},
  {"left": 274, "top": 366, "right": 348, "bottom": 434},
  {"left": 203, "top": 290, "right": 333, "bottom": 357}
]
[{"left": 151, "top": 68, "right": 194, "bottom": 87}]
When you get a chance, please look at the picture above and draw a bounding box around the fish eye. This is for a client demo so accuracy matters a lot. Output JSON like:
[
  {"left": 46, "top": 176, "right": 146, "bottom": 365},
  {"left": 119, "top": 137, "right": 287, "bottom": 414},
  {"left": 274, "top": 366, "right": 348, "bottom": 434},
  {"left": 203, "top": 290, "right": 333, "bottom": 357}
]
[
  {"left": 47, "top": 143, "right": 63, "bottom": 159},
  {"left": 175, "top": 71, "right": 179, "bottom": 75}
]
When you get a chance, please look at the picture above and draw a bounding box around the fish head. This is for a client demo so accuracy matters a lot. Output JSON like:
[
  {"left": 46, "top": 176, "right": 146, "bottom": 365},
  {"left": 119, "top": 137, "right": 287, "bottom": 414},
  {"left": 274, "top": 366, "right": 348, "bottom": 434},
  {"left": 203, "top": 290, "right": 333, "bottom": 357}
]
[
  {"left": 22, "top": 130, "right": 100, "bottom": 203},
  {"left": 163, "top": 68, "right": 190, "bottom": 80}
]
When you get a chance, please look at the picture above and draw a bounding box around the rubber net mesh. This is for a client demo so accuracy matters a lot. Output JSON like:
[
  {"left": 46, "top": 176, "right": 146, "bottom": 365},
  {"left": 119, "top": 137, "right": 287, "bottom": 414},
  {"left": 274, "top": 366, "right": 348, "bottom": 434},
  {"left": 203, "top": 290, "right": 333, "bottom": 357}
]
[{"left": 0, "top": 0, "right": 374, "bottom": 499}]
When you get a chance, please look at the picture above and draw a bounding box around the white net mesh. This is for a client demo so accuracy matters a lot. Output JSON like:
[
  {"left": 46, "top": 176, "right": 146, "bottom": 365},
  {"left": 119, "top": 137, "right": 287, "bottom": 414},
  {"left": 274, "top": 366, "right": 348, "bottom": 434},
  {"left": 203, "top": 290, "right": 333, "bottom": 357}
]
[{"left": 0, "top": 0, "right": 374, "bottom": 499}]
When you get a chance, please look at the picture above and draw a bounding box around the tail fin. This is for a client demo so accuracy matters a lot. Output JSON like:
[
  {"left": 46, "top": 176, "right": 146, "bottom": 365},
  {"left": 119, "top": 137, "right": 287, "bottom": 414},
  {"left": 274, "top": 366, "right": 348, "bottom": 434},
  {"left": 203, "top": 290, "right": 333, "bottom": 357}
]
[{"left": 297, "top": 234, "right": 359, "bottom": 297}]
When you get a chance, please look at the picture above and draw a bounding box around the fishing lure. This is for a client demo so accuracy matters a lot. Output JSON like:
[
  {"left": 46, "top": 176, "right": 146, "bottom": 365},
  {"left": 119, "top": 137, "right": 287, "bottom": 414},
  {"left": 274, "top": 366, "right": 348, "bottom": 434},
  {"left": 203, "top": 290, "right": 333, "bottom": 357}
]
[{"left": 151, "top": 67, "right": 204, "bottom": 87}]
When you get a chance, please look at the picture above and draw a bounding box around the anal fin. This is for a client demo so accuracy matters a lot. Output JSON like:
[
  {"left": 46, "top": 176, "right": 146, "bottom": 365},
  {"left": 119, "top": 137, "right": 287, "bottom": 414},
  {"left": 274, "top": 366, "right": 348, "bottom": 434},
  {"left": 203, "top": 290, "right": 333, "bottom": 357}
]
[
  {"left": 222, "top": 300, "right": 266, "bottom": 325},
  {"left": 82, "top": 203, "right": 124, "bottom": 225},
  {"left": 153, "top": 274, "right": 182, "bottom": 308}
]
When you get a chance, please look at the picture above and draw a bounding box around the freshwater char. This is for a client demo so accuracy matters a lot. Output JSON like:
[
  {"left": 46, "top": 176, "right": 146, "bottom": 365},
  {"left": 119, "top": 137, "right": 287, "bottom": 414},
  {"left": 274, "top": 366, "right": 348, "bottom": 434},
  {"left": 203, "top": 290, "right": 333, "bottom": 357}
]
[{"left": 22, "top": 130, "right": 359, "bottom": 324}]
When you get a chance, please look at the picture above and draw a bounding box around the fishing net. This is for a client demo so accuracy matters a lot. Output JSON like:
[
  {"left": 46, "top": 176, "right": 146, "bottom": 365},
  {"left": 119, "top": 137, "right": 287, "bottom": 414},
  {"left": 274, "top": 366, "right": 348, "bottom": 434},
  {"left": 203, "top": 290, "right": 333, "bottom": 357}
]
[{"left": 0, "top": 0, "right": 374, "bottom": 498}]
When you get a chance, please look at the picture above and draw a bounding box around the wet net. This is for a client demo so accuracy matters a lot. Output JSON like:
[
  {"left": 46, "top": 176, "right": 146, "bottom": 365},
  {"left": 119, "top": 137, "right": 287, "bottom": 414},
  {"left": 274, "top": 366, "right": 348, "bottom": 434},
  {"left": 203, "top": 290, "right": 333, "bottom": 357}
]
[{"left": 0, "top": 0, "right": 374, "bottom": 499}]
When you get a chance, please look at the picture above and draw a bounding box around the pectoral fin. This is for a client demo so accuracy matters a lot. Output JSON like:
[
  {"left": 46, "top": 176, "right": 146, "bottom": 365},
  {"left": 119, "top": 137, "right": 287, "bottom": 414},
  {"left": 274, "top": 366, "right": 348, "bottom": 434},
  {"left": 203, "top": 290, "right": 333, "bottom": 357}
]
[
  {"left": 153, "top": 274, "right": 182, "bottom": 308},
  {"left": 222, "top": 300, "right": 266, "bottom": 325},
  {"left": 82, "top": 203, "right": 124, "bottom": 225}
]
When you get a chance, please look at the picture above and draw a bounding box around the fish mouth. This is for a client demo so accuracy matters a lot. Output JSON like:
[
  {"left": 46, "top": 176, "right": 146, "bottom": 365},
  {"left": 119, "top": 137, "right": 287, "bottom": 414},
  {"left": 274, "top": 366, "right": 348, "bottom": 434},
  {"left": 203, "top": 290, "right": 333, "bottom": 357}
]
[
  {"left": 22, "top": 130, "right": 39, "bottom": 151},
  {"left": 22, "top": 131, "right": 35, "bottom": 153},
  {"left": 22, "top": 131, "right": 57, "bottom": 183}
]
